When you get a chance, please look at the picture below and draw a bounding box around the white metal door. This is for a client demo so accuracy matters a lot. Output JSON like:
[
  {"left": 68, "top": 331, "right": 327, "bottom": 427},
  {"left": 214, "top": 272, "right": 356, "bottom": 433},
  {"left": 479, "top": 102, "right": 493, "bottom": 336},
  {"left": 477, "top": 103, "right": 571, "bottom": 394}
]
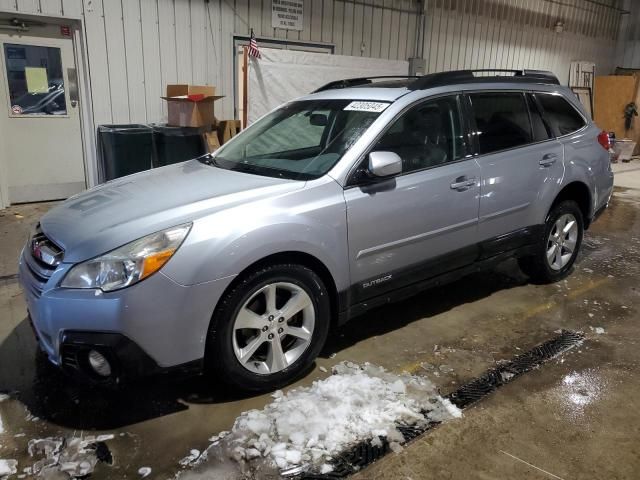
[{"left": 0, "top": 33, "right": 85, "bottom": 205}]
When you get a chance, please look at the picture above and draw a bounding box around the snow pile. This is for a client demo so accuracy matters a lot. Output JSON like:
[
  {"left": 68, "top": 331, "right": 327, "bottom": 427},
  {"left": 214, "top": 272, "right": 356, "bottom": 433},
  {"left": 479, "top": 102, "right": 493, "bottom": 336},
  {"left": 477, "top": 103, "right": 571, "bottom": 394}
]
[
  {"left": 0, "top": 394, "right": 9, "bottom": 403},
  {"left": 179, "top": 449, "right": 201, "bottom": 466},
  {"left": 138, "top": 466, "right": 152, "bottom": 477},
  {"left": 179, "top": 362, "right": 461, "bottom": 478},
  {"left": 0, "top": 459, "right": 18, "bottom": 479},
  {"left": 25, "top": 434, "right": 113, "bottom": 478}
]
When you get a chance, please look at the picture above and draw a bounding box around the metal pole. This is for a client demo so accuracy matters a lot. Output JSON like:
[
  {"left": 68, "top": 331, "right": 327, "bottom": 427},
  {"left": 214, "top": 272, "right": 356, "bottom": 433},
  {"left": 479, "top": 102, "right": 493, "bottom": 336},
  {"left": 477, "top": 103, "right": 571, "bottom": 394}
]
[{"left": 242, "top": 46, "right": 248, "bottom": 128}]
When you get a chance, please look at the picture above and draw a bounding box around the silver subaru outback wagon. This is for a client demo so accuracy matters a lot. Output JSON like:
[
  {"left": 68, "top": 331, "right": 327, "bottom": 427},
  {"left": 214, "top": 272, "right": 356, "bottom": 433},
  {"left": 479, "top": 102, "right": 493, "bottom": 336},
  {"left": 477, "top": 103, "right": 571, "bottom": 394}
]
[{"left": 19, "top": 70, "right": 613, "bottom": 391}]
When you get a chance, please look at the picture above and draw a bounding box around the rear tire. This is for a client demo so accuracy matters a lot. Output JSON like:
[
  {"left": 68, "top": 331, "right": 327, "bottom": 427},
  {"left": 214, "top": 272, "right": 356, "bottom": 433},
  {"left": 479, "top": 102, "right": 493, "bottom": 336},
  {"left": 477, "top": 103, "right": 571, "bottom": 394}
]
[
  {"left": 205, "top": 264, "right": 330, "bottom": 392},
  {"left": 518, "top": 200, "right": 584, "bottom": 284}
]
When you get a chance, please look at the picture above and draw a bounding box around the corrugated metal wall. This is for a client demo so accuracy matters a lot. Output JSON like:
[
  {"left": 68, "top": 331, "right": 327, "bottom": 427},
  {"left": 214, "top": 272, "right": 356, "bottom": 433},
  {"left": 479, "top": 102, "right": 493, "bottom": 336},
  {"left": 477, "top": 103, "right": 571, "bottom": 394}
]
[
  {"left": 0, "top": 0, "right": 625, "bottom": 130},
  {"left": 422, "top": 0, "right": 621, "bottom": 80},
  {"left": 616, "top": 0, "right": 640, "bottom": 68}
]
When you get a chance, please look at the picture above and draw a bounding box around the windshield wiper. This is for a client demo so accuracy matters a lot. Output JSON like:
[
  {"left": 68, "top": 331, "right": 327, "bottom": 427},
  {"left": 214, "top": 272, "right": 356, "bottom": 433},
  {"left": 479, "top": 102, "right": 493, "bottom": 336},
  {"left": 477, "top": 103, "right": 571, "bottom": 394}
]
[{"left": 197, "top": 153, "right": 221, "bottom": 167}]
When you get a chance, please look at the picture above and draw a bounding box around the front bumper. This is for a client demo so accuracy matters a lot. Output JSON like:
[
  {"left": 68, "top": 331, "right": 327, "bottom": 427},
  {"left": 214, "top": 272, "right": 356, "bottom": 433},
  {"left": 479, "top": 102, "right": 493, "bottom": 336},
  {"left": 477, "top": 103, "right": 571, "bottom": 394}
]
[
  {"left": 19, "top": 248, "right": 235, "bottom": 380},
  {"left": 57, "top": 331, "right": 202, "bottom": 382}
]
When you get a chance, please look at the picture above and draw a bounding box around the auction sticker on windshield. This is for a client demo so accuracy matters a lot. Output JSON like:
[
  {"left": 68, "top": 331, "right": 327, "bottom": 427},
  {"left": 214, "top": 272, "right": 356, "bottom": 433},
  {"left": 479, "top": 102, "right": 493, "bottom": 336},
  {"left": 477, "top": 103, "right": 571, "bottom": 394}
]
[{"left": 344, "top": 101, "right": 389, "bottom": 113}]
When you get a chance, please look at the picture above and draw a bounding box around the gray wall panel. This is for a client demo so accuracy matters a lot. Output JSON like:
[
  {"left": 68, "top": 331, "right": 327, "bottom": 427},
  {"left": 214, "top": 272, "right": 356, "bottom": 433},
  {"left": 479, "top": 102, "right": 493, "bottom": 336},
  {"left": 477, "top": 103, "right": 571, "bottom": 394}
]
[
  {"left": 617, "top": 0, "right": 640, "bottom": 68},
  {"left": 1, "top": 0, "right": 627, "bottom": 130}
]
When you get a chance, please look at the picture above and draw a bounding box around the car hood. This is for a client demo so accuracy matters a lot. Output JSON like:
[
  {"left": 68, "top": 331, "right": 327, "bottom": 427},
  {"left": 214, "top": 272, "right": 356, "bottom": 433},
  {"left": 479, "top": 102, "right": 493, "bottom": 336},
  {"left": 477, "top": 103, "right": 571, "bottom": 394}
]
[{"left": 41, "top": 160, "right": 304, "bottom": 263}]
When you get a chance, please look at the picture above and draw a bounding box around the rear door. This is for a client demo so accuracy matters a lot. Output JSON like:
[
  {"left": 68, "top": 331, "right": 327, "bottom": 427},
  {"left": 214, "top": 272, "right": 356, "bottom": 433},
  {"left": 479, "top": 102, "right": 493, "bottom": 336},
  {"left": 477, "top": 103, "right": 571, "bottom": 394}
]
[
  {"left": 466, "top": 91, "right": 564, "bottom": 251},
  {"left": 534, "top": 92, "right": 609, "bottom": 209},
  {"left": 344, "top": 94, "right": 481, "bottom": 303}
]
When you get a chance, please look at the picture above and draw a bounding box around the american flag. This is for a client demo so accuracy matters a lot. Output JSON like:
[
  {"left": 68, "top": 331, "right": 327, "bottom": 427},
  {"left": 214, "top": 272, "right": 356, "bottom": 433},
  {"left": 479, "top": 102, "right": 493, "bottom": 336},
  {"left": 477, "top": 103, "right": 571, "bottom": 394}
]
[{"left": 248, "top": 29, "right": 261, "bottom": 59}]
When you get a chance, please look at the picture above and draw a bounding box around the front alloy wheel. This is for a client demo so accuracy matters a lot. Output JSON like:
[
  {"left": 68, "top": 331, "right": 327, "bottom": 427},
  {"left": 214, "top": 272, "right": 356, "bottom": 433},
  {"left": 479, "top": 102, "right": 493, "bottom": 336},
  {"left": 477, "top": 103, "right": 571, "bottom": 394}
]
[
  {"left": 206, "top": 264, "right": 330, "bottom": 391},
  {"left": 232, "top": 282, "right": 315, "bottom": 375}
]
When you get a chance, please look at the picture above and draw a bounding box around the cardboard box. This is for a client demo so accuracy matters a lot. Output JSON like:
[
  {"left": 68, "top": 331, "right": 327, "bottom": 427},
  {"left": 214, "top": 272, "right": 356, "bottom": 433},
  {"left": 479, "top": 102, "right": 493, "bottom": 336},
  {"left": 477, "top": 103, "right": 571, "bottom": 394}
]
[
  {"left": 614, "top": 139, "right": 637, "bottom": 162},
  {"left": 162, "top": 84, "right": 224, "bottom": 128},
  {"left": 204, "top": 131, "right": 221, "bottom": 152},
  {"left": 217, "top": 120, "right": 242, "bottom": 144}
]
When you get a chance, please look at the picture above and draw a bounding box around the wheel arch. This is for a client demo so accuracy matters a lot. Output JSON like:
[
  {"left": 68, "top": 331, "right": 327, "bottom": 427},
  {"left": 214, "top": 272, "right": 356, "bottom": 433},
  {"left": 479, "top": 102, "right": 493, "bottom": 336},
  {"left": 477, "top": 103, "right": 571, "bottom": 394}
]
[
  {"left": 210, "top": 250, "right": 342, "bottom": 332},
  {"left": 549, "top": 181, "right": 592, "bottom": 228}
]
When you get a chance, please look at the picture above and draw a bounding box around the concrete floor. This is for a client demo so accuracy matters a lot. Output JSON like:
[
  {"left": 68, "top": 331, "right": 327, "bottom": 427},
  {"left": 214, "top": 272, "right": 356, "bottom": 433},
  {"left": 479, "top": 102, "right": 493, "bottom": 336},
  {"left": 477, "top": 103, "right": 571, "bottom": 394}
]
[
  {"left": 611, "top": 159, "right": 640, "bottom": 190},
  {"left": 0, "top": 168, "right": 639, "bottom": 479}
]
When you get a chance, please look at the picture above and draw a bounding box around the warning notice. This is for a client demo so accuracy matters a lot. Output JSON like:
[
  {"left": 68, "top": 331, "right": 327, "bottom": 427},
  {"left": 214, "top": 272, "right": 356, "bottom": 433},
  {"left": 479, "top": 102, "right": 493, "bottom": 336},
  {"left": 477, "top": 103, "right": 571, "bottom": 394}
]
[{"left": 272, "top": 0, "right": 303, "bottom": 31}]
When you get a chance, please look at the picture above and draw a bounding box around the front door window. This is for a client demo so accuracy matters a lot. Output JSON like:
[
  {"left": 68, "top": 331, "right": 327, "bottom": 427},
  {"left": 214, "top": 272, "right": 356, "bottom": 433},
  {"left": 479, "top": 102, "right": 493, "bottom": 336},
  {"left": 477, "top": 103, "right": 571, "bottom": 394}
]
[{"left": 374, "top": 95, "right": 468, "bottom": 174}]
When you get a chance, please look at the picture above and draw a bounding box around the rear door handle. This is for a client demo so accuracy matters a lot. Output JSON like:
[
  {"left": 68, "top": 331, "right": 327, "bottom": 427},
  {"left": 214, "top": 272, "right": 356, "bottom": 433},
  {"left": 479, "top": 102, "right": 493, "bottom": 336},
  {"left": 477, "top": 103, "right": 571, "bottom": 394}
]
[
  {"left": 450, "top": 176, "right": 477, "bottom": 190},
  {"left": 539, "top": 153, "right": 557, "bottom": 166}
]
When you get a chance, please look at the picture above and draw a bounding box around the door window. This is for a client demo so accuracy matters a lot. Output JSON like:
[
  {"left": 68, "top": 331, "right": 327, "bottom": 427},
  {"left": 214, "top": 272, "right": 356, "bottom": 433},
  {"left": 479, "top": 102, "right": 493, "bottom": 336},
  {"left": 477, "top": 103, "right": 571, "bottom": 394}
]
[
  {"left": 3, "top": 43, "right": 67, "bottom": 115},
  {"left": 469, "top": 92, "right": 532, "bottom": 154},
  {"left": 527, "top": 93, "right": 551, "bottom": 142},
  {"left": 374, "top": 95, "right": 467, "bottom": 174},
  {"left": 535, "top": 93, "right": 586, "bottom": 136}
]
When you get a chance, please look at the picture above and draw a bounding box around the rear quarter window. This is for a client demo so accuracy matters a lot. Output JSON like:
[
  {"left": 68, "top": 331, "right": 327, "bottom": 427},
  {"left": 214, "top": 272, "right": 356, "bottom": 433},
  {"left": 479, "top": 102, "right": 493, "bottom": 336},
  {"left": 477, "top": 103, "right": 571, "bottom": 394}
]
[{"left": 536, "top": 93, "right": 586, "bottom": 136}]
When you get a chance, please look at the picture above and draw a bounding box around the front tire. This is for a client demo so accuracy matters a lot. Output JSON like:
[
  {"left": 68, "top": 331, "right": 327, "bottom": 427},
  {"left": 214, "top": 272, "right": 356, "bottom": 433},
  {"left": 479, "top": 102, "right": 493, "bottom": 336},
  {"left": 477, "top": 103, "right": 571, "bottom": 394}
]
[
  {"left": 205, "top": 264, "right": 330, "bottom": 392},
  {"left": 518, "top": 200, "right": 584, "bottom": 283}
]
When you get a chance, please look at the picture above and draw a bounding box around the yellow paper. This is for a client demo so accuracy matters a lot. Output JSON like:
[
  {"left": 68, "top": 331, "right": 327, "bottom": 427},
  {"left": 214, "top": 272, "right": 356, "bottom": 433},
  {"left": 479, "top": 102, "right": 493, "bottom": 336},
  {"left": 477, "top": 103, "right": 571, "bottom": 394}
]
[{"left": 25, "top": 67, "right": 49, "bottom": 94}]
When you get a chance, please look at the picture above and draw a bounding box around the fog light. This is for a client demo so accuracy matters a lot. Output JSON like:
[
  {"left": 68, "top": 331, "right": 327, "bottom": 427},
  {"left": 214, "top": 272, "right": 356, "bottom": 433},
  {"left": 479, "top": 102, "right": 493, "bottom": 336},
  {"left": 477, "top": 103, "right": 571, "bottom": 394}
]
[{"left": 87, "top": 350, "right": 111, "bottom": 377}]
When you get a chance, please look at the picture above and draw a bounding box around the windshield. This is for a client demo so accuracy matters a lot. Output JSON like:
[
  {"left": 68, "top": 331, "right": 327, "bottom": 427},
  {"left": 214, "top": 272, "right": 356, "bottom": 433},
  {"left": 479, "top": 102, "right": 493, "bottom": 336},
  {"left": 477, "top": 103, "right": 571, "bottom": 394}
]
[{"left": 212, "top": 99, "right": 388, "bottom": 180}]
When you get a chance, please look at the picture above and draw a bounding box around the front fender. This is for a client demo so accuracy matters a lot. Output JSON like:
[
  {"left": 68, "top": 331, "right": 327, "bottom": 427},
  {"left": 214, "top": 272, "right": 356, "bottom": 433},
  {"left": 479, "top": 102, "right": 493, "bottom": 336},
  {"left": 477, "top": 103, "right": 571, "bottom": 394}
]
[{"left": 162, "top": 178, "right": 349, "bottom": 292}]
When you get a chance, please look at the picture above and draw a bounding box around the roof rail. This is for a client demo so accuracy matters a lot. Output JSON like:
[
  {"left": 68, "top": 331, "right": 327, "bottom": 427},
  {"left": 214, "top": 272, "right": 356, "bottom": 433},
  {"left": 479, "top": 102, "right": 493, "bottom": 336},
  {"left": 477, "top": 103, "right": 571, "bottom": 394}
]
[
  {"left": 408, "top": 69, "right": 559, "bottom": 90},
  {"left": 313, "top": 76, "right": 419, "bottom": 93}
]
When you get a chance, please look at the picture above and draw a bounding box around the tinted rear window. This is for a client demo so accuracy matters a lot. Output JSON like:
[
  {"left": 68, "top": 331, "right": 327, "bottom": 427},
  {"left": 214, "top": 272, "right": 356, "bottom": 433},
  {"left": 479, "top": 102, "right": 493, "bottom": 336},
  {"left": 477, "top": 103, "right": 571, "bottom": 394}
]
[
  {"left": 469, "top": 92, "right": 532, "bottom": 154},
  {"left": 536, "top": 93, "right": 586, "bottom": 136},
  {"left": 527, "top": 94, "right": 551, "bottom": 142}
]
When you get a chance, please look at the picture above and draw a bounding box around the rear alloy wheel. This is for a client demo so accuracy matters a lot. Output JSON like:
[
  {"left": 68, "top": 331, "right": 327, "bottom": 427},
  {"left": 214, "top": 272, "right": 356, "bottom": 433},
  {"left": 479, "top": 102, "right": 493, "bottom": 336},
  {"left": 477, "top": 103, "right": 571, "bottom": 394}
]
[
  {"left": 206, "top": 264, "right": 330, "bottom": 391},
  {"left": 518, "top": 200, "right": 584, "bottom": 283},
  {"left": 545, "top": 213, "right": 579, "bottom": 271}
]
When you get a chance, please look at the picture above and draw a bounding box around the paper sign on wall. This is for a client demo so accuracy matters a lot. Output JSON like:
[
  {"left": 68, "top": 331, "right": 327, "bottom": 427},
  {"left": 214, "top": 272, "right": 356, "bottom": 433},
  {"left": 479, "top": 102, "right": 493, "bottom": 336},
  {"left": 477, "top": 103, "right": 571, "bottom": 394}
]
[
  {"left": 272, "top": 0, "right": 303, "bottom": 31},
  {"left": 25, "top": 67, "right": 48, "bottom": 93}
]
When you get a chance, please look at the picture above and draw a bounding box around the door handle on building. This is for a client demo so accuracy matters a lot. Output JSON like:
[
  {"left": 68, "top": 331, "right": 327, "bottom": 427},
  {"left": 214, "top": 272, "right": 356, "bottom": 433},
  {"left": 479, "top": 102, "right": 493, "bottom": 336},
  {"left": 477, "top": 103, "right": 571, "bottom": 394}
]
[{"left": 67, "top": 68, "right": 79, "bottom": 109}]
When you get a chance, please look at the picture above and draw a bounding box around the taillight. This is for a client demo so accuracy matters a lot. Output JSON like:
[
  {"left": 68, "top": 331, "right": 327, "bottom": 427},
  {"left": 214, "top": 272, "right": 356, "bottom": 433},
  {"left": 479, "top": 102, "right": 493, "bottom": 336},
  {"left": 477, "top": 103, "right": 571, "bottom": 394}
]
[{"left": 597, "top": 130, "right": 610, "bottom": 150}]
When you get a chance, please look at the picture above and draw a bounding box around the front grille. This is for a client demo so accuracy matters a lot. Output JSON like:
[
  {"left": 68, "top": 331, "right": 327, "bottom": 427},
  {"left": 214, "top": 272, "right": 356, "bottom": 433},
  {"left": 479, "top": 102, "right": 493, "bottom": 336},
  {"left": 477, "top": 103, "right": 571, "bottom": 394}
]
[
  {"left": 22, "top": 225, "right": 64, "bottom": 298},
  {"left": 30, "top": 225, "right": 63, "bottom": 272}
]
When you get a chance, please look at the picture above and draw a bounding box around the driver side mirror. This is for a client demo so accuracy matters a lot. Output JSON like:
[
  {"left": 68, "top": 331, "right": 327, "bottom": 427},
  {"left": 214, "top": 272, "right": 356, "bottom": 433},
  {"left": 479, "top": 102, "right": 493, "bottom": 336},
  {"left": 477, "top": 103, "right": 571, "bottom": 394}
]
[{"left": 368, "top": 151, "right": 402, "bottom": 178}]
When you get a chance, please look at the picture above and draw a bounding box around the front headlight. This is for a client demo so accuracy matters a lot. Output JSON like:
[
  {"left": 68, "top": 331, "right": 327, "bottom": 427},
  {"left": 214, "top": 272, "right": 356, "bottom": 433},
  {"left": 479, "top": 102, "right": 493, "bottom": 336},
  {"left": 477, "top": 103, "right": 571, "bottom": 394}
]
[{"left": 61, "top": 224, "right": 191, "bottom": 292}]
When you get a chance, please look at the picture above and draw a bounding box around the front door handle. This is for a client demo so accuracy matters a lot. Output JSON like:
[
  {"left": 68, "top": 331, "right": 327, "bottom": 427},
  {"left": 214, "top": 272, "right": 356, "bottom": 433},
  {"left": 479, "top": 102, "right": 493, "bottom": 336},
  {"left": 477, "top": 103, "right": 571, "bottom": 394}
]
[
  {"left": 450, "top": 176, "right": 477, "bottom": 190},
  {"left": 539, "top": 153, "right": 557, "bottom": 167}
]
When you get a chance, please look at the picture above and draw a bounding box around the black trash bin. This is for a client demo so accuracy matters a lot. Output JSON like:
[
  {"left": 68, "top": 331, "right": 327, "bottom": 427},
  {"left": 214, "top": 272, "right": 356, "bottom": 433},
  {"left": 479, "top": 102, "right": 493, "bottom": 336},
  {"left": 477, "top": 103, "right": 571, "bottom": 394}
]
[
  {"left": 151, "top": 124, "right": 207, "bottom": 168},
  {"left": 97, "top": 124, "right": 154, "bottom": 182}
]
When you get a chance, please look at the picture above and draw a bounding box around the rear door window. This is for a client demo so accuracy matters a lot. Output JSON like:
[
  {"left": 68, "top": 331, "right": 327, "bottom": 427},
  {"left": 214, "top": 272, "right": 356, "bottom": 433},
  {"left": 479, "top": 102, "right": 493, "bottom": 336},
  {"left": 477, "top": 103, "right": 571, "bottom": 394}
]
[
  {"left": 535, "top": 93, "right": 586, "bottom": 136},
  {"left": 526, "top": 93, "right": 551, "bottom": 142},
  {"left": 468, "top": 92, "right": 532, "bottom": 154}
]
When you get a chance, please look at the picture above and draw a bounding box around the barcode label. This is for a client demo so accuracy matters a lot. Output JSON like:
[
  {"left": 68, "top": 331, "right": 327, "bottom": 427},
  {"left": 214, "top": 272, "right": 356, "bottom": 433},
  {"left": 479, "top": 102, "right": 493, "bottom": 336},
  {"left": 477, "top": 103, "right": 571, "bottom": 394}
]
[{"left": 344, "top": 101, "right": 390, "bottom": 113}]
